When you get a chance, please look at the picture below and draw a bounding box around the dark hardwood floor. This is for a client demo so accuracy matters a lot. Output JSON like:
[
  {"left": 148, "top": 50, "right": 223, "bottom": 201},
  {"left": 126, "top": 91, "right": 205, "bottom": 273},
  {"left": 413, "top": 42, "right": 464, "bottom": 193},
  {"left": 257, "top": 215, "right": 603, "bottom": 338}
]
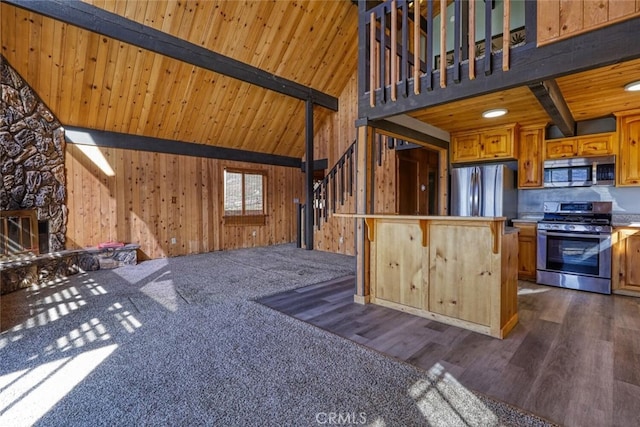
[{"left": 257, "top": 276, "right": 640, "bottom": 427}]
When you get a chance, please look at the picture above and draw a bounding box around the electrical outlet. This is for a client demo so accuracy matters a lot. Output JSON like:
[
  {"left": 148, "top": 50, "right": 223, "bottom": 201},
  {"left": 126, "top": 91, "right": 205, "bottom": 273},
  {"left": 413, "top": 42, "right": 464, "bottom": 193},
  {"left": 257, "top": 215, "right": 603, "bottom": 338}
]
[
  {"left": 339, "top": 236, "right": 344, "bottom": 244},
  {"left": 171, "top": 237, "right": 177, "bottom": 244},
  {"left": 252, "top": 230, "right": 257, "bottom": 237}
]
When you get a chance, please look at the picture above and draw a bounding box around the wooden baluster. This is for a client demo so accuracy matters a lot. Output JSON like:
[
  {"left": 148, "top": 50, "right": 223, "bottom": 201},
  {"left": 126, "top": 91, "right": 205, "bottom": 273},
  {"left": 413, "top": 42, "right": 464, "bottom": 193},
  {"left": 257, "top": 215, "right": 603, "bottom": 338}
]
[
  {"left": 453, "top": 0, "right": 461, "bottom": 83},
  {"left": 340, "top": 159, "right": 345, "bottom": 206},
  {"left": 426, "top": 0, "right": 433, "bottom": 91},
  {"left": 413, "top": 0, "right": 420, "bottom": 94},
  {"left": 469, "top": 0, "right": 476, "bottom": 80},
  {"left": 485, "top": 0, "right": 493, "bottom": 76},
  {"left": 440, "top": 0, "right": 447, "bottom": 88},
  {"left": 503, "top": 0, "right": 510, "bottom": 71},
  {"left": 370, "top": 11, "right": 376, "bottom": 107},
  {"left": 391, "top": 0, "right": 397, "bottom": 101},
  {"left": 401, "top": 0, "right": 408, "bottom": 97},
  {"left": 380, "top": 6, "right": 387, "bottom": 104}
]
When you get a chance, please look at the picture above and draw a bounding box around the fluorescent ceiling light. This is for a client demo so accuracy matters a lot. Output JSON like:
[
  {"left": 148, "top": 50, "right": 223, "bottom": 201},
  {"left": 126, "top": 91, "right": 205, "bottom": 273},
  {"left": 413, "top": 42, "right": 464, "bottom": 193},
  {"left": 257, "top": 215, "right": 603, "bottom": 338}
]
[
  {"left": 624, "top": 81, "right": 640, "bottom": 92},
  {"left": 482, "top": 108, "right": 508, "bottom": 118}
]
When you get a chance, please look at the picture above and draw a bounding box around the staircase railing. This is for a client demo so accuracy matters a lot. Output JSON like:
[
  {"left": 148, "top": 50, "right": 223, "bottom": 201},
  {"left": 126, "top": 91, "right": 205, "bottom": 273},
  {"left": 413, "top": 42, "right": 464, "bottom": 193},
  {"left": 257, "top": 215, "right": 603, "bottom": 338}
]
[{"left": 297, "top": 134, "right": 418, "bottom": 248}]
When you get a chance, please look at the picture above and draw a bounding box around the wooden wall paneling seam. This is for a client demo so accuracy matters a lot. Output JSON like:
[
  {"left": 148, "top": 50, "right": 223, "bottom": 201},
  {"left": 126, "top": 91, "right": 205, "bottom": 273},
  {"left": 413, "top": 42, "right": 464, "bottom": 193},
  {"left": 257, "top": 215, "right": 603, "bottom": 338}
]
[
  {"left": 165, "top": 63, "right": 199, "bottom": 141},
  {"left": 234, "top": 88, "right": 272, "bottom": 152},
  {"left": 157, "top": 151, "right": 169, "bottom": 256},
  {"left": 151, "top": 58, "right": 184, "bottom": 138},
  {"left": 56, "top": 20, "right": 77, "bottom": 122},
  {"left": 95, "top": 37, "right": 122, "bottom": 131},
  {"left": 74, "top": 31, "right": 99, "bottom": 124},
  {"left": 609, "top": 0, "right": 636, "bottom": 19},
  {"left": 194, "top": 156, "right": 204, "bottom": 253},
  {"left": 64, "top": 145, "right": 76, "bottom": 249},
  {"left": 35, "top": 10, "right": 54, "bottom": 105},
  {"left": 220, "top": 84, "right": 254, "bottom": 151},
  {"left": 560, "top": 0, "right": 584, "bottom": 37},
  {"left": 270, "top": 99, "right": 303, "bottom": 157},
  {"left": 48, "top": 16, "right": 66, "bottom": 114},
  {"left": 126, "top": 46, "right": 155, "bottom": 134},
  {"left": 584, "top": 0, "right": 608, "bottom": 27},
  {"left": 104, "top": 40, "right": 133, "bottom": 132},
  {"left": 272, "top": 3, "right": 314, "bottom": 84},
  {"left": 29, "top": 11, "right": 45, "bottom": 101},
  {"left": 114, "top": 142, "right": 127, "bottom": 245},
  {"left": 132, "top": 54, "right": 164, "bottom": 135},
  {"left": 141, "top": 149, "right": 154, "bottom": 257},
  {"left": 294, "top": 2, "right": 351, "bottom": 91},
  {"left": 85, "top": 33, "right": 110, "bottom": 127},
  {"left": 3, "top": 4, "right": 17, "bottom": 65},
  {"left": 116, "top": 45, "right": 145, "bottom": 134}
]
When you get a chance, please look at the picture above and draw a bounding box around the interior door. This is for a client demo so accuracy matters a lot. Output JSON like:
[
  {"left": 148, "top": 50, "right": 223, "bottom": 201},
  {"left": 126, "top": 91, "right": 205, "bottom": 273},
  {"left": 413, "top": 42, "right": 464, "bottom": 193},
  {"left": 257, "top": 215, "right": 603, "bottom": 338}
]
[{"left": 397, "top": 158, "right": 419, "bottom": 215}]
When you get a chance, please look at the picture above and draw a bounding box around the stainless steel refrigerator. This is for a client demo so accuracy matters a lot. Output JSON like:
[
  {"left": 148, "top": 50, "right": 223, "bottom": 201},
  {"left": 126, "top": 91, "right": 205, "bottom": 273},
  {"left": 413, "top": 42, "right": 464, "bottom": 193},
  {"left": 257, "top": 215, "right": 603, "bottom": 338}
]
[{"left": 450, "top": 164, "right": 517, "bottom": 221}]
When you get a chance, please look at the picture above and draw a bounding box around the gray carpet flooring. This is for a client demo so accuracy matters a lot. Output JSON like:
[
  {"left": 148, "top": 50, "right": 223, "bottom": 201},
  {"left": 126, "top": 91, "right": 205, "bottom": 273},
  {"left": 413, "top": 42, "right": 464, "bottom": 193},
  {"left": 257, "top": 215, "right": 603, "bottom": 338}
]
[{"left": 1, "top": 244, "right": 554, "bottom": 426}]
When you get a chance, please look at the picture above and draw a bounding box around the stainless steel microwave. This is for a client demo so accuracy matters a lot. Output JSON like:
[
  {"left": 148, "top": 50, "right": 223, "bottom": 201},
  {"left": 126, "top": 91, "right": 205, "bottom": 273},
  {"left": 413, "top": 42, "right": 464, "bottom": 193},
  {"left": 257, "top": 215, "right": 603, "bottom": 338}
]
[{"left": 543, "top": 155, "right": 615, "bottom": 188}]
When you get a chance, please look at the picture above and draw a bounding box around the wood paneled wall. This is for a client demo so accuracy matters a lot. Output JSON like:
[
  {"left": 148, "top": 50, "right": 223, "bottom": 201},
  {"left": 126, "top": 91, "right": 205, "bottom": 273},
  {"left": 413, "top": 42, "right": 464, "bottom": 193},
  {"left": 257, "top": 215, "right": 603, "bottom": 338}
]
[
  {"left": 313, "top": 75, "right": 358, "bottom": 255},
  {"left": 538, "top": 0, "right": 640, "bottom": 46},
  {"left": 65, "top": 144, "right": 303, "bottom": 260}
]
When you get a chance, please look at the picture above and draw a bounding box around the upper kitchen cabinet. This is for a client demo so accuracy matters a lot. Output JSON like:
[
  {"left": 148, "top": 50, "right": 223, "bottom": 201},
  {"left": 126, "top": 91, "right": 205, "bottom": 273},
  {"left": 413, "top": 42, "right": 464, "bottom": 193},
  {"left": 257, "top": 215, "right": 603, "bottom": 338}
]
[
  {"left": 451, "top": 124, "right": 518, "bottom": 164},
  {"left": 545, "top": 133, "right": 615, "bottom": 159},
  {"left": 617, "top": 112, "right": 640, "bottom": 186},
  {"left": 518, "top": 125, "right": 545, "bottom": 188}
]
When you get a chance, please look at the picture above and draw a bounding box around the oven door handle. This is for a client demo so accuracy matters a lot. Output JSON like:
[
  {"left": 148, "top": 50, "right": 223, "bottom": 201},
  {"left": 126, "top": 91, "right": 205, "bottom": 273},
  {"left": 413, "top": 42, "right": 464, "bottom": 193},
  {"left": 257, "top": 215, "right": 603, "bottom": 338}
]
[{"left": 538, "top": 230, "right": 610, "bottom": 240}]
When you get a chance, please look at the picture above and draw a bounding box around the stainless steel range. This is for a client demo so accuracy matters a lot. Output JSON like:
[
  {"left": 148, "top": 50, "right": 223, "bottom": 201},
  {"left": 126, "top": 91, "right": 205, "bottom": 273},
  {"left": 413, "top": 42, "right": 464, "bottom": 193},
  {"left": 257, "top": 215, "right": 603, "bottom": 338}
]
[{"left": 536, "top": 201, "right": 613, "bottom": 294}]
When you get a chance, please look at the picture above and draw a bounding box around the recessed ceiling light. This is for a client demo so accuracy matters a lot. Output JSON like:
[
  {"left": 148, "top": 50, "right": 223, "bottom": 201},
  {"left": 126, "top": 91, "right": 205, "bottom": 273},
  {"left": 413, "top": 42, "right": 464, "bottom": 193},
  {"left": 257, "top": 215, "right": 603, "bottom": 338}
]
[
  {"left": 482, "top": 108, "right": 508, "bottom": 118},
  {"left": 624, "top": 81, "right": 640, "bottom": 92}
]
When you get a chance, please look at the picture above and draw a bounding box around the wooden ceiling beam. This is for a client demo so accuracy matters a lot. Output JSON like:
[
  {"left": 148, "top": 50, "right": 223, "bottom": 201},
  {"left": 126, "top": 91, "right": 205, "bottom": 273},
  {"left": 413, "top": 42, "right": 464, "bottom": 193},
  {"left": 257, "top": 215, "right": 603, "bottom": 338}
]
[
  {"left": 64, "top": 127, "right": 303, "bottom": 168},
  {"left": 528, "top": 80, "right": 576, "bottom": 137},
  {"left": 4, "top": 0, "right": 339, "bottom": 111}
]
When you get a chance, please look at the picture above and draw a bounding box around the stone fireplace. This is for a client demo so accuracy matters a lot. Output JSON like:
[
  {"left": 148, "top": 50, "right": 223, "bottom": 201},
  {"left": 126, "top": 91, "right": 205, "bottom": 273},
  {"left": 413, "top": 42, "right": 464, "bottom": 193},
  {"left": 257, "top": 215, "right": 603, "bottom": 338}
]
[{"left": 1, "top": 55, "right": 67, "bottom": 255}]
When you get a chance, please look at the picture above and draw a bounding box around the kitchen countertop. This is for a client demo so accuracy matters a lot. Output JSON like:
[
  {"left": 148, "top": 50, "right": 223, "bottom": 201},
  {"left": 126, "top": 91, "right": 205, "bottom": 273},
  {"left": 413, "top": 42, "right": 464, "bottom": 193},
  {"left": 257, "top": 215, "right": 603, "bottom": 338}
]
[
  {"left": 504, "top": 226, "right": 519, "bottom": 234},
  {"left": 511, "top": 218, "right": 540, "bottom": 224}
]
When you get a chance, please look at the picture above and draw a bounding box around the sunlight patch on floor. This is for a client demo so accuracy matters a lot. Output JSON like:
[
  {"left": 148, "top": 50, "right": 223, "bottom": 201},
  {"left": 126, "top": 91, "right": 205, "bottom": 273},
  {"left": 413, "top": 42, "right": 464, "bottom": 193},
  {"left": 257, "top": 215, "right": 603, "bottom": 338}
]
[
  {"left": 140, "top": 272, "right": 180, "bottom": 312},
  {"left": 0, "top": 344, "right": 118, "bottom": 426},
  {"left": 409, "top": 363, "right": 498, "bottom": 426}
]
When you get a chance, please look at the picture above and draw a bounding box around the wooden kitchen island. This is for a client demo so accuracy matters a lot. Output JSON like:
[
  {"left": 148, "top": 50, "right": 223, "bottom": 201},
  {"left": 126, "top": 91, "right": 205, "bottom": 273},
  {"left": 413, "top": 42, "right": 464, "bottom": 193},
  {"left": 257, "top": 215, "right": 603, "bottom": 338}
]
[{"left": 344, "top": 215, "right": 519, "bottom": 339}]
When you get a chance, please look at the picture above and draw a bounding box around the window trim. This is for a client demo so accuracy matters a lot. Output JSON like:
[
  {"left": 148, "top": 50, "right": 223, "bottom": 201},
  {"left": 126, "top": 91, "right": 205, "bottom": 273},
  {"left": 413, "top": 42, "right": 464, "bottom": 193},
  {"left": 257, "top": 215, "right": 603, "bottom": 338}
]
[
  {"left": 1, "top": 209, "right": 39, "bottom": 256},
  {"left": 223, "top": 167, "right": 268, "bottom": 226}
]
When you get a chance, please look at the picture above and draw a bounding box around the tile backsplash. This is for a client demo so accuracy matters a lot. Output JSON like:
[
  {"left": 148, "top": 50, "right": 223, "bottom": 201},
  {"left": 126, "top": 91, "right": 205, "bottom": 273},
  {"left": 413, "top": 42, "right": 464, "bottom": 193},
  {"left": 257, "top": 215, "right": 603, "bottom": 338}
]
[{"left": 518, "top": 186, "right": 640, "bottom": 215}]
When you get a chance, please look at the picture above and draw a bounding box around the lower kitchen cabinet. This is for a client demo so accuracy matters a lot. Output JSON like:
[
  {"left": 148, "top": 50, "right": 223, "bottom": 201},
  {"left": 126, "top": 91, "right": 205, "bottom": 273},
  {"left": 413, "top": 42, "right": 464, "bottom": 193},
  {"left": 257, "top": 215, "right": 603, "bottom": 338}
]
[
  {"left": 612, "top": 228, "right": 640, "bottom": 296},
  {"left": 513, "top": 222, "right": 537, "bottom": 281}
]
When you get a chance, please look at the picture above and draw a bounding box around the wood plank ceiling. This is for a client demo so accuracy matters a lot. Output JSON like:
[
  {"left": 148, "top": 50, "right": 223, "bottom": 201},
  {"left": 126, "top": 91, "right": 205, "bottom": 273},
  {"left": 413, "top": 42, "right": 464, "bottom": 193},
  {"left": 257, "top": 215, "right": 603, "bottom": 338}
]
[
  {"left": 0, "top": 0, "right": 358, "bottom": 158},
  {"left": 408, "top": 58, "right": 640, "bottom": 134}
]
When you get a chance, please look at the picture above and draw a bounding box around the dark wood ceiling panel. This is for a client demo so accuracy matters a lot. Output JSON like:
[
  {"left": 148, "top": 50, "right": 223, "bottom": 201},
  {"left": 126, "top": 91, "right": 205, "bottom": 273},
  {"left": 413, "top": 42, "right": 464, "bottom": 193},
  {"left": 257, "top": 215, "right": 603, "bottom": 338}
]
[{"left": 0, "top": 1, "right": 358, "bottom": 158}]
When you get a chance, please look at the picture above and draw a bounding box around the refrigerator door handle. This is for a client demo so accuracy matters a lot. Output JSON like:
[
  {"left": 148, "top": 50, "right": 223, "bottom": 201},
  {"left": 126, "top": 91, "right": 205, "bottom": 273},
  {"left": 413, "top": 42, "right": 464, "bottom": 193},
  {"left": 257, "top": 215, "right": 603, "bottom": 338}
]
[{"left": 471, "top": 168, "right": 480, "bottom": 216}]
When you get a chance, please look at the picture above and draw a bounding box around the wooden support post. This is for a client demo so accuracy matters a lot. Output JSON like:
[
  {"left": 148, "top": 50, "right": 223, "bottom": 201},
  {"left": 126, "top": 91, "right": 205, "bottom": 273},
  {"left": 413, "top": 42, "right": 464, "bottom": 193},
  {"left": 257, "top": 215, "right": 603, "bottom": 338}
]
[
  {"left": 304, "top": 99, "right": 314, "bottom": 250},
  {"left": 354, "top": 125, "right": 373, "bottom": 304}
]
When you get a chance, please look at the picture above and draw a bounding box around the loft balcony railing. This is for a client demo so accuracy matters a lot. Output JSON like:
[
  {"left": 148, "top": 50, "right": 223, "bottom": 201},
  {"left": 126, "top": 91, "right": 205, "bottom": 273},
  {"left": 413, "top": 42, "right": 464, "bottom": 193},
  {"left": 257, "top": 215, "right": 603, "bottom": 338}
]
[{"left": 360, "top": 0, "right": 536, "bottom": 117}]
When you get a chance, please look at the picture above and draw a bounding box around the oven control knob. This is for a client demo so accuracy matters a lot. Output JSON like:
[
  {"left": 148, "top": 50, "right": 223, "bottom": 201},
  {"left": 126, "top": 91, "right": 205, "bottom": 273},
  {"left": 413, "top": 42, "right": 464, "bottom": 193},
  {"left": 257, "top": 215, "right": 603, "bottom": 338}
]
[
  {"left": 595, "top": 226, "right": 602, "bottom": 232},
  {"left": 567, "top": 225, "right": 575, "bottom": 231}
]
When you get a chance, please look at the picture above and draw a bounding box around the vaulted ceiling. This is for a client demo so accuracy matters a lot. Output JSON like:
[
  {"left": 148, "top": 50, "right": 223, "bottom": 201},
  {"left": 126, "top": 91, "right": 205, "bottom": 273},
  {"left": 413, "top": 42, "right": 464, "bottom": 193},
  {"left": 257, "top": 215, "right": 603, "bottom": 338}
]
[{"left": 0, "top": 0, "right": 359, "bottom": 158}]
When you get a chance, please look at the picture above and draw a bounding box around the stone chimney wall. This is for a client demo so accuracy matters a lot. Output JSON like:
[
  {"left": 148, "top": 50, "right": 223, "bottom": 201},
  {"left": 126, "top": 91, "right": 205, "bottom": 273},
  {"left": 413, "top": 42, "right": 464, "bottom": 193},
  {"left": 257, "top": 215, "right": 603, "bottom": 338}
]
[{"left": 1, "top": 56, "right": 67, "bottom": 251}]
